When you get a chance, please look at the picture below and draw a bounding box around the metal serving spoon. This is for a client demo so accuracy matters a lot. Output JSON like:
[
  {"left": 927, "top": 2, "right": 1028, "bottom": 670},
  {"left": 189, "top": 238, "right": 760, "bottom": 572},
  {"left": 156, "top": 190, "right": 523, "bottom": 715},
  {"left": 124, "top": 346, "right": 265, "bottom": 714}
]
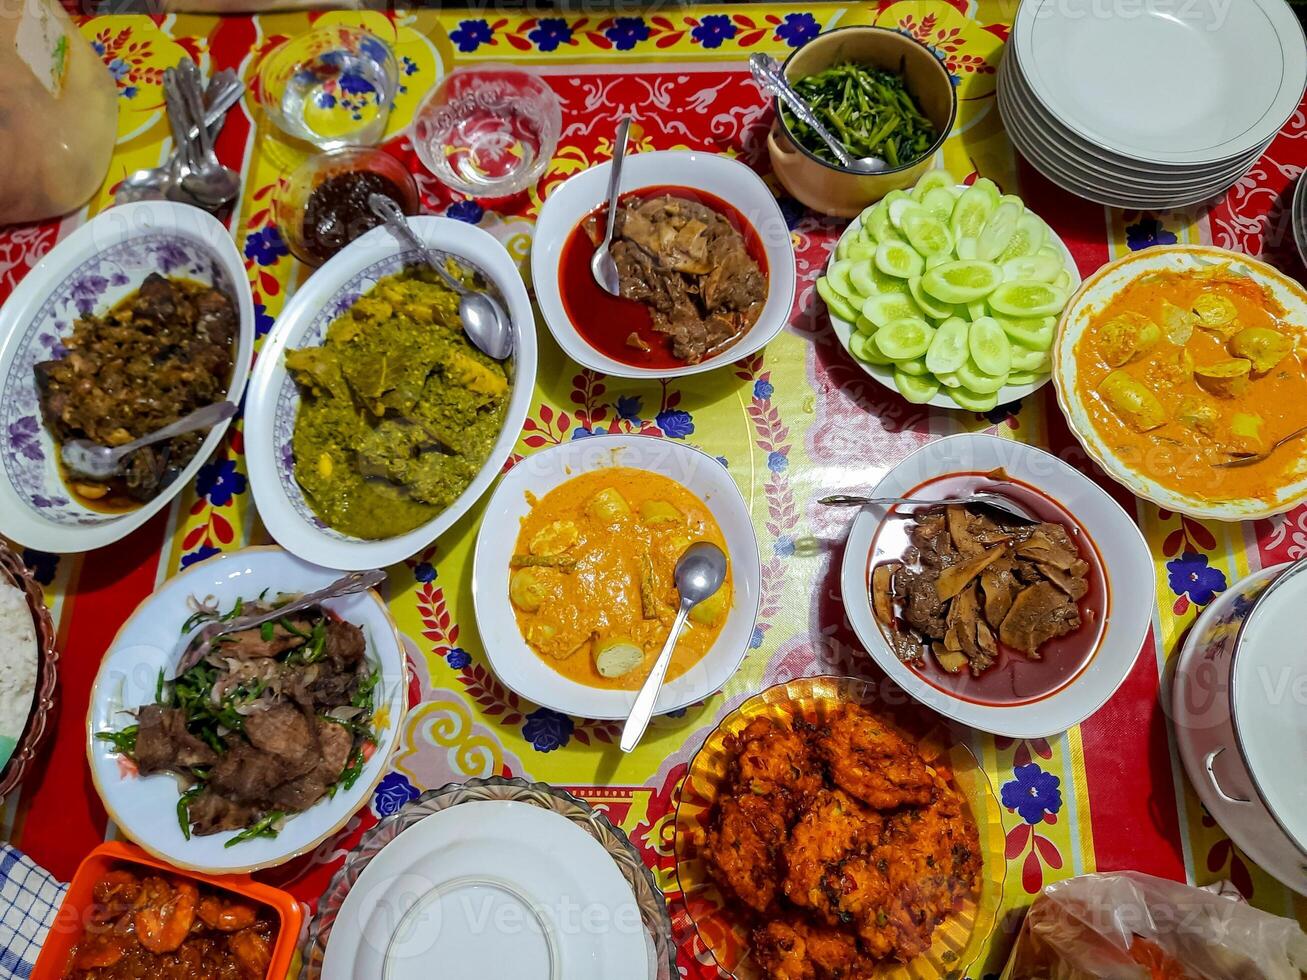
[
  {"left": 61, "top": 401, "right": 238, "bottom": 481},
  {"left": 819, "top": 491, "right": 1038, "bottom": 525},
  {"left": 620, "top": 542, "right": 728, "bottom": 753},
  {"left": 591, "top": 117, "right": 632, "bottom": 297},
  {"left": 116, "top": 71, "right": 243, "bottom": 206},
  {"left": 1212, "top": 424, "right": 1307, "bottom": 469},
  {"left": 748, "top": 53, "right": 887, "bottom": 174},
  {"left": 174, "top": 61, "right": 241, "bottom": 209},
  {"left": 368, "top": 194, "right": 514, "bottom": 361},
  {"left": 174, "top": 569, "right": 388, "bottom": 677}
]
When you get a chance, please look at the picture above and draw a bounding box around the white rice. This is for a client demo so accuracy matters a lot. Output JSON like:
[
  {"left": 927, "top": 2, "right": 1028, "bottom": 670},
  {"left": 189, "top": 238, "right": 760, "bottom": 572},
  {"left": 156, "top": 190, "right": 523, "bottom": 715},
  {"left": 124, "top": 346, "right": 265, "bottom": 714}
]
[{"left": 0, "top": 582, "right": 38, "bottom": 745}]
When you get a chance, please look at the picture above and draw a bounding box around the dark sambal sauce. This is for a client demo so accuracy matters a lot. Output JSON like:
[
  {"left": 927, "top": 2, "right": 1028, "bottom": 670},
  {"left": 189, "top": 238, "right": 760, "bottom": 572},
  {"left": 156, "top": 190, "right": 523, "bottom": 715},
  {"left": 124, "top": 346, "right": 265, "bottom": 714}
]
[
  {"left": 558, "top": 185, "right": 769, "bottom": 369},
  {"left": 301, "top": 171, "right": 409, "bottom": 265}
]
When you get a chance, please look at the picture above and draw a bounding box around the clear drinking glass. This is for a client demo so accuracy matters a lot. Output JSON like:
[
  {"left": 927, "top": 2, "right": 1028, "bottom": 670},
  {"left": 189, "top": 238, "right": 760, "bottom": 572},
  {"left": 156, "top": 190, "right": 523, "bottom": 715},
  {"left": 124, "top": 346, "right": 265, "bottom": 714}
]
[
  {"left": 258, "top": 26, "right": 398, "bottom": 150},
  {"left": 410, "top": 65, "right": 561, "bottom": 198}
]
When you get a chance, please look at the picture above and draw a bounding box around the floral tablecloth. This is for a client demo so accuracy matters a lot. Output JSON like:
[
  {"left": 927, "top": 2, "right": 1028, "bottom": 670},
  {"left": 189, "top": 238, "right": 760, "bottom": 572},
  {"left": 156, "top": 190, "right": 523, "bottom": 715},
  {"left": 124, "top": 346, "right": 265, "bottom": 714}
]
[{"left": 4, "top": 2, "right": 1306, "bottom": 975}]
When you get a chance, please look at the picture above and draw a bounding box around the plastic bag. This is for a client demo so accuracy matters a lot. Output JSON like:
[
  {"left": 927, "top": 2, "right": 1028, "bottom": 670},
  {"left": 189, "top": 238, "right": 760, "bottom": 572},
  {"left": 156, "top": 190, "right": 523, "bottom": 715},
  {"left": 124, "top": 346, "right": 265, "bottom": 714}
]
[{"left": 1001, "top": 871, "right": 1307, "bottom": 980}]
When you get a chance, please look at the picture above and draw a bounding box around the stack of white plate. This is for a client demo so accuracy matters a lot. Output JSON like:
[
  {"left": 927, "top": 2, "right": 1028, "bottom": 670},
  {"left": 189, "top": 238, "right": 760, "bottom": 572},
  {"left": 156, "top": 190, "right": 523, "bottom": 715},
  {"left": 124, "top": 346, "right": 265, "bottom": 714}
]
[{"left": 998, "top": 0, "right": 1307, "bottom": 210}]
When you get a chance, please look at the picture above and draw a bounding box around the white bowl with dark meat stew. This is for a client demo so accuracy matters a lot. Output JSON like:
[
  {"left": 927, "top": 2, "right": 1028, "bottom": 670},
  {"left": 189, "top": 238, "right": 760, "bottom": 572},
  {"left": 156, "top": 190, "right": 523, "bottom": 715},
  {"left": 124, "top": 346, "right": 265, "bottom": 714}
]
[
  {"left": 532, "top": 150, "right": 796, "bottom": 379},
  {"left": 0, "top": 202, "right": 253, "bottom": 553}
]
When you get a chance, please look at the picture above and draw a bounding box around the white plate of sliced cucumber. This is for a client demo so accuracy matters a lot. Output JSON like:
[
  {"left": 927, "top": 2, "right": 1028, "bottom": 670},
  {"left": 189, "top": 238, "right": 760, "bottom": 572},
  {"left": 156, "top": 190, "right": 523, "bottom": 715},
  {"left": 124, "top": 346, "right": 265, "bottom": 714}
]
[{"left": 815, "top": 169, "right": 1081, "bottom": 411}]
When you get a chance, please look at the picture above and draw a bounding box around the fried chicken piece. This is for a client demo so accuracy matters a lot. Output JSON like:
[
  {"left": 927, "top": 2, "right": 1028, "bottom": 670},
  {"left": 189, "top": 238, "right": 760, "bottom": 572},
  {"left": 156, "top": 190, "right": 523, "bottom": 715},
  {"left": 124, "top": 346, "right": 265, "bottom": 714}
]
[
  {"left": 783, "top": 789, "right": 883, "bottom": 913},
  {"left": 753, "top": 918, "right": 874, "bottom": 980},
  {"left": 704, "top": 794, "right": 789, "bottom": 913},
  {"left": 727, "top": 716, "right": 823, "bottom": 815},
  {"left": 816, "top": 705, "right": 935, "bottom": 810}
]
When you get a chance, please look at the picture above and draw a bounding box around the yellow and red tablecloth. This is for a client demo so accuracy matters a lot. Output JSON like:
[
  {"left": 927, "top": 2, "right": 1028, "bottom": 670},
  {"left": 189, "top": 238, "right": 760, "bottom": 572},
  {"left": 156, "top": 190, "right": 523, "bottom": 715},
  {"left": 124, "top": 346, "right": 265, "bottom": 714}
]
[{"left": 4, "top": 3, "right": 1307, "bottom": 974}]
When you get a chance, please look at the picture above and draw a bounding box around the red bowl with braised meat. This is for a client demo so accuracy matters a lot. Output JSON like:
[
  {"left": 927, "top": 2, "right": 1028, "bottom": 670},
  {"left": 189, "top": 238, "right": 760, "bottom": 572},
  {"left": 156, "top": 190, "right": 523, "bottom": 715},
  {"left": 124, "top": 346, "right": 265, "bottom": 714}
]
[{"left": 33, "top": 840, "right": 302, "bottom": 979}]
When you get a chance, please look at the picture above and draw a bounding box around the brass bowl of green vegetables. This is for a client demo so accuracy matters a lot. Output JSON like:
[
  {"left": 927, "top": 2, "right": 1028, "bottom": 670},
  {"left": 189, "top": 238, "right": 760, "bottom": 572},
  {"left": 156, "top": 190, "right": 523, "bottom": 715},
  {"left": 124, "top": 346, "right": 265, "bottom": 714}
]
[{"left": 767, "top": 26, "right": 957, "bottom": 217}]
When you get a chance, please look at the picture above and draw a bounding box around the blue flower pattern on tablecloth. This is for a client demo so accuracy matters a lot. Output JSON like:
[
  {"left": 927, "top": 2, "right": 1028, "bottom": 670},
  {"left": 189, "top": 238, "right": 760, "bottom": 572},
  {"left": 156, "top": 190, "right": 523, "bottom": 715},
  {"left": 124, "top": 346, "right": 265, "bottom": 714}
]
[
  {"left": 777, "top": 196, "right": 806, "bottom": 231},
  {"left": 655, "top": 409, "right": 694, "bottom": 439},
  {"left": 767, "top": 450, "right": 789, "bottom": 473},
  {"left": 451, "top": 19, "right": 495, "bottom": 53},
  {"left": 691, "top": 14, "right": 737, "bottom": 48},
  {"left": 753, "top": 378, "right": 774, "bottom": 400},
  {"left": 749, "top": 626, "right": 764, "bottom": 649},
  {"left": 1001, "top": 763, "right": 1062, "bottom": 824},
  {"left": 414, "top": 562, "right": 436, "bottom": 583},
  {"left": 446, "top": 647, "right": 472, "bottom": 669},
  {"left": 253, "top": 303, "right": 275, "bottom": 338},
  {"left": 1168, "top": 551, "right": 1226, "bottom": 606},
  {"left": 605, "top": 17, "right": 649, "bottom": 50},
  {"left": 1126, "top": 217, "right": 1178, "bottom": 251},
  {"left": 180, "top": 544, "right": 221, "bottom": 569},
  {"left": 775, "top": 12, "right": 820, "bottom": 47},
  {"left": 615, "top": 395, "right": 643, "bottom": 424},
  {"left": 244, "top": 227, "right": 288, "bottom": 266},
  {"left": 22, "top": 549, "right": 58, "bottom": 586},
  {"left": 774, "top": 535, "right": 795, "bottom": 558},
  {"left": 572, "top": 425, "right": 607, "bottom": 440},
  {"left": 529, "top": 18, "right": 573, "bottom": 52},
  {"left": 195, "top": 459, "right": 246, "bottom": 507},
  {"left": 372, "top": 771, "right": 419, "bottom": 817},
  {"left": 523, "top": 706, "right": 573, "bottom": 752},
  {"left": 445, "top": 200, "right": 484, "bottom": 224}
]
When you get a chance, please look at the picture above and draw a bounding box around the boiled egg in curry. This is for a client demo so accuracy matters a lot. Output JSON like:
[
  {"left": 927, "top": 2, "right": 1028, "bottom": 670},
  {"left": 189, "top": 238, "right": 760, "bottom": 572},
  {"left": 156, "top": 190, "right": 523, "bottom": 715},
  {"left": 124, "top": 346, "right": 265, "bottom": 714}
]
[{"left": 509, "top": 468, "right": 732, "bottom": 689}]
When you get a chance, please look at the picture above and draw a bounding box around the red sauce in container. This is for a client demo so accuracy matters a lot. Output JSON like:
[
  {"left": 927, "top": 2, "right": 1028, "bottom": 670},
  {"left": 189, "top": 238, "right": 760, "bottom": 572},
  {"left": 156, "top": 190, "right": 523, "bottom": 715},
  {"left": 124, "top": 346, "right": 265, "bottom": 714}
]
[
  {"left": 867, "top": 472, "right": 1109, "bottom": 706},
  {"left": 557, "top": 185, "right": 769, "bottom": 369}
]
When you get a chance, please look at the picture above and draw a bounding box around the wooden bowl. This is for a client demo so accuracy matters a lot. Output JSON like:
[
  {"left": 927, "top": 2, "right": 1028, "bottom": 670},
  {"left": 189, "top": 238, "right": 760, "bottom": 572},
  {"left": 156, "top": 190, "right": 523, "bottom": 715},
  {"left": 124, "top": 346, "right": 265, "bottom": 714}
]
[
  {"left": 767, "top": 26, "right": 958, "bottom": 217},
  {"left": 0, "top": 541, "right": 57, "bottom": 799}
]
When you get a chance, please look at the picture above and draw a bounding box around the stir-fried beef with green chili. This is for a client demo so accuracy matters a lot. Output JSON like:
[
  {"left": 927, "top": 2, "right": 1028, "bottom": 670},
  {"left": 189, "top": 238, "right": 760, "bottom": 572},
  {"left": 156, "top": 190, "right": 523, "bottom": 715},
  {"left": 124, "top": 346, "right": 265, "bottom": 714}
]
[
  {"left": 780, "top": 62, "right": 938, "bottom": 169},
  {"left": 97, "top": 595, "right": 380, "bottom": 845}
]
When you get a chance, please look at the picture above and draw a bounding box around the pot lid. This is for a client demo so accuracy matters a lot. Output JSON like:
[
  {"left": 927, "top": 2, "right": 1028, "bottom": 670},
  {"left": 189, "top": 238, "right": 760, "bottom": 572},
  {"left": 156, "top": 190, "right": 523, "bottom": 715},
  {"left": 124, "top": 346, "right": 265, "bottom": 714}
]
[{"left": 1232, "top": 558, "right": 1307, "bottom": 853}]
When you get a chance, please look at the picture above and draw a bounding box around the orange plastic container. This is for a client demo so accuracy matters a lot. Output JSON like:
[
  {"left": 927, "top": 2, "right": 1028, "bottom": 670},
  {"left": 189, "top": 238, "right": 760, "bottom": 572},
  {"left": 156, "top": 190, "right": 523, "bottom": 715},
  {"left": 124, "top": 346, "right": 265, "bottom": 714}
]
[{"left": 33, "top": 840, "right": 303, "bottom": 979}]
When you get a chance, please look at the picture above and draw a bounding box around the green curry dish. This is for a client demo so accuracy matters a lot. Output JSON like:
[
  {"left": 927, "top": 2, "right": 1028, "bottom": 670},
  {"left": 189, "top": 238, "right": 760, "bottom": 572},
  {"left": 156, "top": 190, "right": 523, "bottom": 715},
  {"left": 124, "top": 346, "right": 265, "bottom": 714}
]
[{"left": 286, "top": 266, "right": 510, "bottom": 539}]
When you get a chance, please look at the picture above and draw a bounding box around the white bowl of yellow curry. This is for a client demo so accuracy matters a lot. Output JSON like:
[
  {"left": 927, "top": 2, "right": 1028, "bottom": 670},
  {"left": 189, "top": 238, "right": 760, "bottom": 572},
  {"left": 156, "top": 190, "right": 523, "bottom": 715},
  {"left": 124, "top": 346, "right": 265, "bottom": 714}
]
[
  {"left": 244, "top": 217, "right": 536, "bottom": 569},
  {"left": 1053, "top": 245, "right": 1307, "bottom": 520},
  {"left": 473, "top": 434, "right": 760, "bottom": 720}
]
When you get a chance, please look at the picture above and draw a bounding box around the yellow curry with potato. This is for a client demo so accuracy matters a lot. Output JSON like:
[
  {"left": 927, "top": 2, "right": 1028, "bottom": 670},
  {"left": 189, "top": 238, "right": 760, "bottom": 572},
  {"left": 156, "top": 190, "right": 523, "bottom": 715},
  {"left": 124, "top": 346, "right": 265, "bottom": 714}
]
[
  {"left": 509, "top": 468, "right": 732, "bottom": 690},
  {"left": 1073, "top": 264, "right": 1307, "bottom": 502}
]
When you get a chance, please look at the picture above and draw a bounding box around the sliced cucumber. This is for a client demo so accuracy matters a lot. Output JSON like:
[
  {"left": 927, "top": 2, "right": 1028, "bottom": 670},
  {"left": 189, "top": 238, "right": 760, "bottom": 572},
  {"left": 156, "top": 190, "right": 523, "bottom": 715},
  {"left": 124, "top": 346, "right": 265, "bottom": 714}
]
[
  {"left": 854, "top": 315, "right": 877, "bottom": 336},
  {"left": 1002, "top": 250, "right": 1063, "bottom": 283},
  {"left": 888, "top": 197, "right": 926, "bottom": 230},
  {"left": 950, "top": 183, "right": 997, "bottom": 241},
  {"left": 921, "top": 260, "right": 1004, "bottom": 304},
  {"left": 875, "top": 240, "right": 925, "bottom": 279},
  {"left": 925, "top": 316, "right": 969, "bottom": 376},
  {"left": 835, "top": 235, "right": 852, "bottom": 261},
  {"left": 968, "top": 316, "right": 1013, "bottom": 377},
  {"left": 957, "top": 357, "right": 1009, "bottom": 393},
  {"left": 976, "top": 199, "right": 1022, "bottom": 261},
  {"left": 894, "top": 368, "right": 941, "bottom": 404},
  {"left": 849, "top": 331, "right": 894, "bottom": 365},
  {"left": 1010, "top": 346, "right": 1052, "bottom": 373},
  {"left": 865, "top": 201, "right": 901, "bottom": 244},
  {"left": 966, "top": 300, "right": 989, "bottom": 321},
  {"left": 902, "top": 212, "right": 954, "bottom": 257},
  {"left": 895, "top": 356, "right": 930, "bottom": 377},
  {"left": 1053, "top": 269, "right": 1073, "bottom": 291},
  {"left": 922, "top": 186, "right": 958, "bottom": 223},
  {"left": 909, "top": 275, "right": 954, "bottom": 320},
  {"left": 988, "top": 280, "right": 1069, "bottom": 318},
  {"left": 875, "top": 317, "right": 935, "bottom": 360},
  {"left": 849, "top": 260, "right": 881, "bottom": 298},
  {"left": 971, "top": 177, "right": 1002, "bottom": 200},
  {"left": 954, "top": 236, "right": 979, "bottom": 261},
  {"left": 1006, "top": 370, "right": 1046, "bottom": 385},
  {"left": 996, "top": 212, "right": 1049, "bottom": 262},
  {"left": 825, "top": 259, "right": 860, "bottom": 301},
  {"left": 925, "top": 252, "right": 952, "bottom": 271},
  {"left": 995, "top": 314, "right": 1055, "bottom": 350},
  {"left": 816, "top": 276, "right": 860, "bottom": 322},
  {"left": 948, "top": 386, "right": 1000, "bottom": 412},
  {"left": 846, "top": 240, "right": 877, "bottom": 261},
  {"left": 912, "top": 168, "right": 958, "bottom": 201},
  {"left": 862, "top": 291, "right": 924, "bottom": 329},
  {"left": 936, "top": 371, "right": 963, "bottom": 388}
]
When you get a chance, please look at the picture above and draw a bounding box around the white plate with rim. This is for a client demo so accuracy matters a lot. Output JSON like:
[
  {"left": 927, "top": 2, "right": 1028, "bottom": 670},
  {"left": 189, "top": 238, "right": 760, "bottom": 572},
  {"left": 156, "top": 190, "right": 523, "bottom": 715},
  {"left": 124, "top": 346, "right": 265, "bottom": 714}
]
[
  {"left": 840, "top": 433, "right": 1153, "bottom": 738},
  {"left": 244, "top": 217, "right": 537, "bottom": 571},
  {"left": 320, "top": 798, "right": 650, "bottom": 980},
  {"left": 86, "top": 545, "right": 409, "bottom": 873},
  {"left": 531, "top": 150, "right": 796, "bottom": 380},
  {"left": 824, "top": 187, "right": 1081, "bottom": 411},
  {"left": 1053, "top": 244, "right": 1307, "bottom": 520},
  {"left": 0, "top": 201, "right": 253, "bottom": 553},
  {"left": 1014, "top": 0, "right": 1306, "bottom": 166},
  {"left": 472, "top": 434, "right": 760, "bottom": 720}
]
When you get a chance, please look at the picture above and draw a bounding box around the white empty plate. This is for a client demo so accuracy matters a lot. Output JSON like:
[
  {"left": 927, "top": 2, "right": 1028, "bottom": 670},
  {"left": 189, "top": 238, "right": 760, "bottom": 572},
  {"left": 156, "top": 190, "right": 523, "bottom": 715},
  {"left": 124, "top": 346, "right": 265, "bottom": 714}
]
[
  {"left": 320, "top": 800, "right": 649, "bottom": 979},
  {"left": 1015, "top": 0, "right": 1305, "bottom": 165}
]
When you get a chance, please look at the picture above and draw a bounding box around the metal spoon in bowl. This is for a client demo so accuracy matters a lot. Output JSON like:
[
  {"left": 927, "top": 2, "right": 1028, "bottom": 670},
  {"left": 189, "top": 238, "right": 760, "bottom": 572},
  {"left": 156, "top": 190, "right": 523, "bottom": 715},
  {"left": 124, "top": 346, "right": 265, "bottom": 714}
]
[
  {"left": 819, "top": 491, "right": 1037, "bottom": 525},
  {"left": 1212, "top": 424, "right": 1307, "bottom": 469},
  {"left": 620, "top": 542, "right": 728, "bottom": 753},
  {"left": 61, "top": 401, "right": 239, "bottom": 482},
  {"left": 368, "top": 194, "right": 514, "bottom": 361},
  {"left": 591, "top": 117, "right": 632, "bottom": 297},
  {"left": 748, "top": 53, "right": 888, "bottom": 174}
]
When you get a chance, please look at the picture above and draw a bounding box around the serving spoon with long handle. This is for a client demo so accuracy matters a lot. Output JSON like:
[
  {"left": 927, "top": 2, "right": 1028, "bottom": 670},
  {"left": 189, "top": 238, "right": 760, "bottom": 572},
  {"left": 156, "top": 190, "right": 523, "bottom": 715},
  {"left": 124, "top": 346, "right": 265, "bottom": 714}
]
[
  {"left": 368, "top": 193, "right": 514, "bottom": 361},
  {"left": 591, "top": 116, "right": 632, "bottom": 297},
  {"left": 61, "top": 401, "right": 239, "bottom": 482},
  {"left": 1212, "top": 424, "right": 1307, "bottom": 468},
  {"left": 620, "top": 542, "right": 728, "bottom": 753},
  {"left": 820, "top": 491, "right": 1037, "bottom": 525},
  {"left": 748, "top": 53, "right": 887, "bottom": 174},
  {"left": 173, "top": 569, "right": 388, "bottom": 677}
]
